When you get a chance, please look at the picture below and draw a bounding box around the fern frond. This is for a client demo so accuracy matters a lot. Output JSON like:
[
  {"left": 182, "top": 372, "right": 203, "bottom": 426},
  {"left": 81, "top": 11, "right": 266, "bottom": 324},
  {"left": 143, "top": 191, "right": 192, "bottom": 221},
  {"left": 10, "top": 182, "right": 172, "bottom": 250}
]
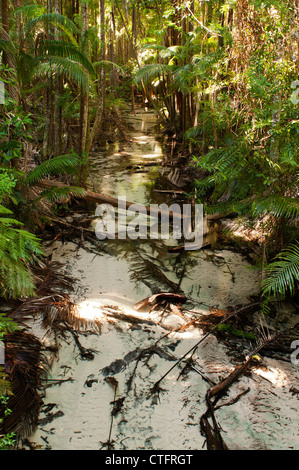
[
  {"left": 0, "top": 223, "right": 43, "bottom": 299},
  {"left": 0, "top": 257, "right": 36, "bottom": 299},
  {"left": 40, "top": 186, "right": 86, "bottom": 203},
  {"left": 25, "top": 153, "right": 80, "bottom": 185},
  {"left": 253, "top": 196, "right": 299, "bottom": 219},
  {"left": 261, "top": 242, "right": 299, "bottom": 299}
]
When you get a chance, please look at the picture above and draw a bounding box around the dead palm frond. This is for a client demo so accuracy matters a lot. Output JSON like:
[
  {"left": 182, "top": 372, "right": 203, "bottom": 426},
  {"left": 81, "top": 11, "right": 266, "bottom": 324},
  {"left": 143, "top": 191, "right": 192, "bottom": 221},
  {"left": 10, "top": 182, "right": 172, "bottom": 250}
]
[
  {"left": 0, "top": 330, "right": 48, "bottom": 438},
  {"left": 10, "top": 262, "right": 101, "bottom": 334}
]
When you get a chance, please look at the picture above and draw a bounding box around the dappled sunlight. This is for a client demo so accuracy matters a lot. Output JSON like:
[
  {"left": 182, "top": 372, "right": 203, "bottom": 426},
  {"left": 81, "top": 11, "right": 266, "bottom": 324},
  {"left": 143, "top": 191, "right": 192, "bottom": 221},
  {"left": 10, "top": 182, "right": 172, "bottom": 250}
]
[
  {"left": 253, "top": 364, "right": 290, "bottom": 388},
  {"left": 73, "top": 297, "right": 204, "bottom": 339},
  {"left": 74, "top": 299, "right": 105, "bottom": 322}
]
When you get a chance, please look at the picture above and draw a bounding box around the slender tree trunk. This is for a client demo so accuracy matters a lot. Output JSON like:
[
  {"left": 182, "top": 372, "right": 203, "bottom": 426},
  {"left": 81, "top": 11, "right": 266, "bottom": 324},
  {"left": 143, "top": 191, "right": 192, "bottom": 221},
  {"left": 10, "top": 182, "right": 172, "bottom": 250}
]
[
  {"left": 1, "top": 0, "right": 20, "bottom": 104},
  {"left": 43, "top": 0, "right": 55, "bottom": 159},
  {"left": 79, "top": 0, "right": 90, "bottom": 185},
  {"left": 54, "top": 0, "right": 63, "bottom": 157},
  {"left": 85, "top": 0, "right": 105, "bottom": 157}
]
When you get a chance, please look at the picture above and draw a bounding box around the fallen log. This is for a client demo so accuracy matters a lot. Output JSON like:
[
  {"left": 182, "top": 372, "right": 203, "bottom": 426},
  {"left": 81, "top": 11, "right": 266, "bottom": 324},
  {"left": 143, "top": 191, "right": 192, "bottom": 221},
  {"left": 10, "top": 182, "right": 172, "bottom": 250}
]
[
  {"left": 152, "top": 189, "right": 185, "bottom": 194},
  {"left": 101, "top": 306, "right": 156, "bottom": 326},
  {"left": 168, "top": 241, "right": 211, "bottom": 253},
  {"left": 206, "top": 212, "right": 236, "bottom": 220},
  {"left": 37, "top": 179, "right": 187, "bottom": 219}
]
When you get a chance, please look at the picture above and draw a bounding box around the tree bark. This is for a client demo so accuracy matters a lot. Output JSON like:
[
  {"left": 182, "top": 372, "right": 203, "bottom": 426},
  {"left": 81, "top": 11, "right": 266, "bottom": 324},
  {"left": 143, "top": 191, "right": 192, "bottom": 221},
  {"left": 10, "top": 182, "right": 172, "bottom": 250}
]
[
  {"left": 78, "top": 0, "right": 90, "bottom": 185},
  {"left": 85, "top": 0, "right": 105, "bottom": 157},
  {"left": 1, "top": 0, "right": 21, "bottom": 104}
]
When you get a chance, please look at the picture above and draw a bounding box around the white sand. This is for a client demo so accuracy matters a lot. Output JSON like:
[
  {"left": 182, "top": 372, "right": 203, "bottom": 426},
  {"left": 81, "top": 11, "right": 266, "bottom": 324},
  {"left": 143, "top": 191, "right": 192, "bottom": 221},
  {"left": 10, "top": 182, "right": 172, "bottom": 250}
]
[{"left": 27, "top": 241, "right": 299, "bottom": 450}]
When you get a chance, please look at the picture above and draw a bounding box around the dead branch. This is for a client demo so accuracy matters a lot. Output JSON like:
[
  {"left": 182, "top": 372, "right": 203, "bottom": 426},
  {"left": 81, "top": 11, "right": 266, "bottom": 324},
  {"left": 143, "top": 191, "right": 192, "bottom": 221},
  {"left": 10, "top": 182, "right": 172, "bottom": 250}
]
[{"left": 133, "top": 293, "right": 187, "bottom": 311}]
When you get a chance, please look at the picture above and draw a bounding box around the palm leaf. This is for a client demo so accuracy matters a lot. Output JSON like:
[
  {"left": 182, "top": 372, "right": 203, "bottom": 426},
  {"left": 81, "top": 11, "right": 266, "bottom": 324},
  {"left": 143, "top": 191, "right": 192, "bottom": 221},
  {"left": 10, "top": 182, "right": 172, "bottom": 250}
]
[
  {"left": 34, "top": 57, "right": 91, "bottom": 89},
  {"left": 1, "top": 331, "right": 48, "bottom": 437},
  {"left": 12, "top": 4, "right": 45, "bottom": 20},
  {"left": 38, "top": 40, "right": 94, "bottom": 76},
  {"left": 23, "top": 12, "right": 79, "bottom": 36},
  {"left": 134, "top": 63, "right": 172, "bottom": 85}
]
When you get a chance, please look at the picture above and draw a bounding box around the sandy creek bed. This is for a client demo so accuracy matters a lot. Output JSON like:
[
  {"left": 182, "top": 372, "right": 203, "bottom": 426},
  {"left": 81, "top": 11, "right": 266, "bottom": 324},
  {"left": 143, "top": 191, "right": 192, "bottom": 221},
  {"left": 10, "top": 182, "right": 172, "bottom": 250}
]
[{"left": 26, "top": 110, "right": 299, "bottom": 450}]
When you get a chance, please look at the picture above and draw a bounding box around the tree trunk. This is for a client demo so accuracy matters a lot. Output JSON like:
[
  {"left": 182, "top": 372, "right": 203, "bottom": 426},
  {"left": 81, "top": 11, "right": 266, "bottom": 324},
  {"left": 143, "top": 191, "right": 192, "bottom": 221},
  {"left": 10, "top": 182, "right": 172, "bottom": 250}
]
[
  {"left": 1, "top": 0, "right": 21, "bottom": 104},
  {"left": 85, "top": 0, "right": 106, "bottom": 157},
  {"left": 54, "top": 0, "right": 63, "bottom": 157},
  {"left": 78, "top": 0, "right": 90, "bottom": 185}
]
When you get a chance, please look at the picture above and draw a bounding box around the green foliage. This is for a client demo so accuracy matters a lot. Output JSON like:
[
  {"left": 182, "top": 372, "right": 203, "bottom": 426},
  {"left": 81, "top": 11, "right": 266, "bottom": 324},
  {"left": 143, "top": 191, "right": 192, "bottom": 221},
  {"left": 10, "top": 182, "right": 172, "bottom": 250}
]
[
  {"left": 23, "top": 12, "right": 79, "bottom": 37},
  {"left": 40, "top": 185, "right": 86, "bottom": 204},
  {"left": 216, "top": 324, "right": 256, "bottom": 341},
  {"left": 0, "top": 396, "right": 16, "bottom": 450},
  {"left": 0, "top": 315, "right": 18, "bottom": 450},
  {"left": 25, "top": 152, "right": 81, "bottom": 184},
  {"left": 261, "top": 243, "right": 299, "bottom": 300},
  {"left": 0, "top": 210, "right": 43, "bottom": 299}
]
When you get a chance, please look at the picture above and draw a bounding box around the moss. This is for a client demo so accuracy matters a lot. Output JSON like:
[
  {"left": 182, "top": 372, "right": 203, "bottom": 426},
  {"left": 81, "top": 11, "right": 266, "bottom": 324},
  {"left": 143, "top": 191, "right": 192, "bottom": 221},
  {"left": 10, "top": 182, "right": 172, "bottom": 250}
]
[{"left": 216, "top": 323, "right": 256, "bottom": 341}]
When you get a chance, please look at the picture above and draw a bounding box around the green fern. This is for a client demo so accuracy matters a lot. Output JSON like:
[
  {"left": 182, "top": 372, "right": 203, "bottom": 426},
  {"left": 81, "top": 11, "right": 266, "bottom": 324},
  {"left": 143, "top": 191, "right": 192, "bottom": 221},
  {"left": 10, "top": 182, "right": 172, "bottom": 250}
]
[
  {"left": 25, "top": 153, "right": 80, "bottom": 184},
  {"left": 0, "top": 221, "right": 43, "bottom": 299},
  {"left": 253, "top": 195, "right": 299, "bottom": 219},
  {"left": 262, "top": 243, "right": 299, "bottom": 299},
  {"left": 40, "top": 186, "right": 86, "bottom": 203}
]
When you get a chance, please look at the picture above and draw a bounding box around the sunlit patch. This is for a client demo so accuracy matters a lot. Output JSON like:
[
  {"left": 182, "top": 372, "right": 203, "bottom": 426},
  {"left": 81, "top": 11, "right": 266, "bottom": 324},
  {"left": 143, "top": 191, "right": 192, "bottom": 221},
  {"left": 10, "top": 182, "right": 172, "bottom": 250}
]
[
  {"left": 253, "top": 366, "right": 289, "bottom": 387},
  {"left": 75, "top": 300, "right": 104, "bottom": 321},
  {"left": 74, "top": 298, "right": 151, "bottom": 323}
]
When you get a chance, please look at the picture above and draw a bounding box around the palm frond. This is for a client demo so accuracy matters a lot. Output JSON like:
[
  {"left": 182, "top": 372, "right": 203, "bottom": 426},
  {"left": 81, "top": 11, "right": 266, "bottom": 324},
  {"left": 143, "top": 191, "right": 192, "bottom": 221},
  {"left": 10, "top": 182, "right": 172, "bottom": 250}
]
[
  {"left": 134, "top": 63, "right": 172, "bottom": 85},
  {"left": 1, "top": 331, "right": 48, "bottom": 438},
  {"left": 93, "top": 60, "right": 124, "bottom": 74},
  {"left": 23, "top": 12, "right": 79, "bottom": 36},
  {"left": 38, "top": 40, "right": 94, "bottom": 76},
  {"left": 34, "top": 57, "right": 91, "bottom": 89},
  {"left": 12, "top": 4, "right": 45, "bottom": 21}
]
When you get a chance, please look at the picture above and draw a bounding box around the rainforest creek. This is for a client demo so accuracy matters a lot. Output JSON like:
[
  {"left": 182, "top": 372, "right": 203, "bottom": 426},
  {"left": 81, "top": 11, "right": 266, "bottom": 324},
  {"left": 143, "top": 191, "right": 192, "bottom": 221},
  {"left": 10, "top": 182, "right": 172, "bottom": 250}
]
[{"left": 0, "top": 0, "right": 298, "bottom": 451}]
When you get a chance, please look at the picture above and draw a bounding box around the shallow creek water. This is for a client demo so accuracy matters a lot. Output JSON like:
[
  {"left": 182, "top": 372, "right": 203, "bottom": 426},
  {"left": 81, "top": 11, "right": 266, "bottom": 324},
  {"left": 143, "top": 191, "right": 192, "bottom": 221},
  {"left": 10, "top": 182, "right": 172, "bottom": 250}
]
[{"left": 28, "top": 110, "right": 299, "bottom": 450}]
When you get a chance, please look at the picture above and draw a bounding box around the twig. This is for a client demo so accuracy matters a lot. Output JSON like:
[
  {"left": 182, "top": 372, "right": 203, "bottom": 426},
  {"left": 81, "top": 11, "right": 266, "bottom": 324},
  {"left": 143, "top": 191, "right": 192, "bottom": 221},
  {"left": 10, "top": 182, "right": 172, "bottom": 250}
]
[{"left": 151, "top": 304, "right": 259, "bottom": 391}]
